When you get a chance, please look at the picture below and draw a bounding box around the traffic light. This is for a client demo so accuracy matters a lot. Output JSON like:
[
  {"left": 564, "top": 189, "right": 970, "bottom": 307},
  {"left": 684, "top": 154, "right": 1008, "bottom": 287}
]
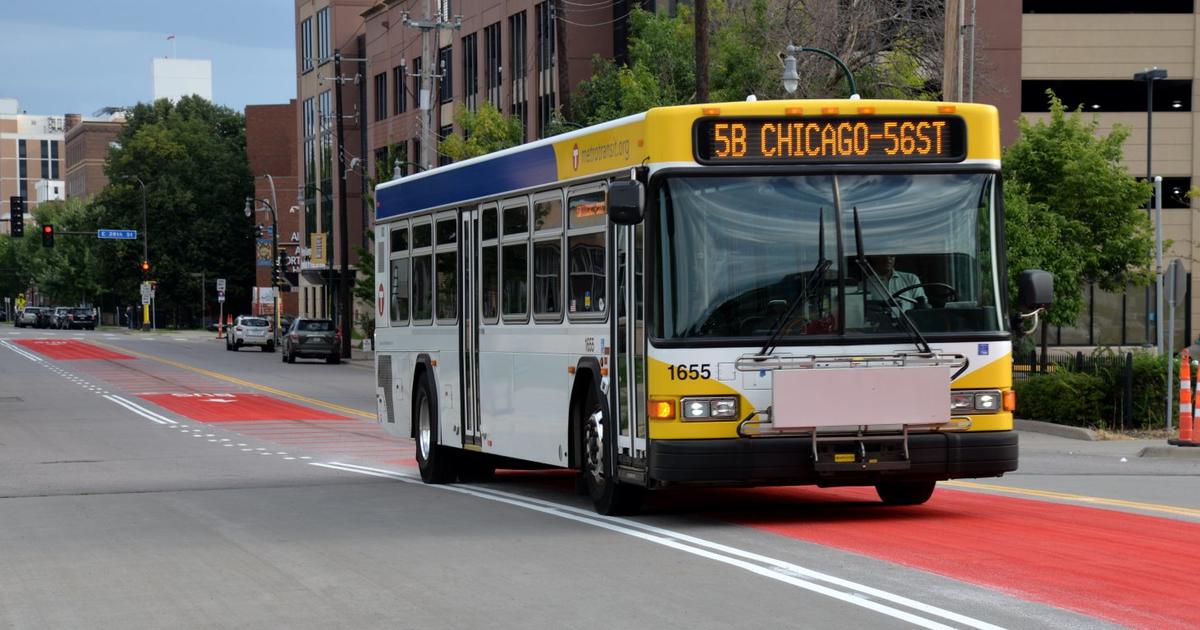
[
  {"left": 9, "top": 196, "right": 24, "bottom": 237},
  {"left": 253, "top": 224, "right": 263, "bottom": 239},
  {"left": 140, "top": 260, "right": 150, "bottom": 273},
  {"left": 41, "top": 224, "right": 54, "bottom": 247},
  {"left": 273, "top": 251, "right": 286, "bottom": 287}
]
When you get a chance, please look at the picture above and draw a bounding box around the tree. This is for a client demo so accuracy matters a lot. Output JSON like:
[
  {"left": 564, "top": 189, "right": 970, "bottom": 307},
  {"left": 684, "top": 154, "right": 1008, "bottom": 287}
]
[
  {"left": 568, "top": 2, "right": 946, "bottom": 126},
  {"left": 1003, "top": 91, "right": 1155, "bottom": 326},
  {"left": 438, "top": 102, "right": 526, "bottom": 162},
  {"left": 97, "top": 96, "right": 254, "bottom": 326}
]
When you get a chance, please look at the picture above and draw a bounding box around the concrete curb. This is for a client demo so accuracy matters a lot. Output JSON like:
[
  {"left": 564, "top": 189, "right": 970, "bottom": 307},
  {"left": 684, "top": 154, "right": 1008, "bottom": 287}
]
[
  {"left": 1139, "top": 445, "right": 1200, "bottom": 459},
  {"left": 1014, "top": 418, "right": 1098, "bottom": 441}
]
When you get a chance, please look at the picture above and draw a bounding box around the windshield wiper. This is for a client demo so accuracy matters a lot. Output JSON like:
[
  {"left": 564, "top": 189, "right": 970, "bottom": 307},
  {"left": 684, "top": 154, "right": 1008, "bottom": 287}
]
[
  {"left": 758, "top": 206, "right": 832, "bottom": 358},
  {"left": 851, "top": 206, "right": 932, "bottom": 355}
]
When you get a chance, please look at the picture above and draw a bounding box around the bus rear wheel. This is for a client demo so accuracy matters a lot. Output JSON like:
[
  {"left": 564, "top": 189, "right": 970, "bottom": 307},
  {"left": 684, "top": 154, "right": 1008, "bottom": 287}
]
[
  {"left": 582, "top": 386, "right": 643, "bottom": 515},
  {"left": 415, "top": 376, "right": 456, "bottom": 484},
  {"left": 875, "top": 480, "right": 936, "bottom": 506}
]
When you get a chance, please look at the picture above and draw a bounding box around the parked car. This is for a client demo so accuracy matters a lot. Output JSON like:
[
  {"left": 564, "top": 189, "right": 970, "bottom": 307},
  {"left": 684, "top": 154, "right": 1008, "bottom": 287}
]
[
  {"left": 34, "top": 307, "right": 55, "bottom": 328},
  {"left": 51, "top": 306, "right": 71, "bottom": 329},
  {"left": 226, "top": 315, "right": 274, "bottom": 352},
  {"left": 62, "top": 307, "right": 97, "bottom": 330},
  {"left": 15, "top": 307, "right": 43, "bottom": 328},
  {"left": 281, "top": 318, "right": 340, "bottom": 364}
]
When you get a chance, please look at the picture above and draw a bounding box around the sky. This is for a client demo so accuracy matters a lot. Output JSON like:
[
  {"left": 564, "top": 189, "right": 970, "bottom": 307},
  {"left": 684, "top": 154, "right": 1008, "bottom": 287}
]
[{"left": 0, "top": 0, "right": 296, "bottom": 116}]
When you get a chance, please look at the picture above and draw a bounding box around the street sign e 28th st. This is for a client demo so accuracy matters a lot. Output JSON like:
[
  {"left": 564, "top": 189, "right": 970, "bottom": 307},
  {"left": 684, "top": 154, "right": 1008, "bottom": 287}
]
[{"left": 98, "top": 229, "right": 138, "bottom": 240}]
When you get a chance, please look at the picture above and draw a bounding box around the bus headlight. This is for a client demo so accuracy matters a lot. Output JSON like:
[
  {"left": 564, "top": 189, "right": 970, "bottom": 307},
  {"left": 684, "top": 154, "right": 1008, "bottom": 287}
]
[
  {"left": 950, "top": 390, "right": 1003, "bottom": 413},
  {"left": 680, "top": 397, "right": 739, "bottom": 420}
]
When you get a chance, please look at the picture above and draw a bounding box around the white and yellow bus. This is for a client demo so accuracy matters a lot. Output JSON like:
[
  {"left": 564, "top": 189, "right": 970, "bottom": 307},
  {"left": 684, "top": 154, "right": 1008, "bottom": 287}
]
[{"left": 372, "top": 99, "right": 1052, "bottom": 514}]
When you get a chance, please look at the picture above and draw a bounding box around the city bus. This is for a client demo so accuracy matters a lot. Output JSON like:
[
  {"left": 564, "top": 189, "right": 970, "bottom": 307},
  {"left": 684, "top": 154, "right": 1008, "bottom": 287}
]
[{"left": 372, "top": 98, "right": 1052, "bottom": 515}]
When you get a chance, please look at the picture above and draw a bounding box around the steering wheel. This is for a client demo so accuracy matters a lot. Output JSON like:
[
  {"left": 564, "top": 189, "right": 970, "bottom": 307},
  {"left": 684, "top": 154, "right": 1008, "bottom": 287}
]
[{"left": 891, "top": 282, "right": 958, "bottom": 306}]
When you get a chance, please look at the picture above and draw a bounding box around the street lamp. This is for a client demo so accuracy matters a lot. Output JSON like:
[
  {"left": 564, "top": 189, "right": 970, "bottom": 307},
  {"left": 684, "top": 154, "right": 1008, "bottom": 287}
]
[
  {"left": 121, "top": 175, "right": 150, "bottom": 330},
  {"left": 1134, "top": 67, "right": 1168, "bottom": 352},
  {"left": 780, "top": 43, "right": 860, "bottom": 99},
  {"left": 246, "top": 173, "right": 281, "bottom": 341}
]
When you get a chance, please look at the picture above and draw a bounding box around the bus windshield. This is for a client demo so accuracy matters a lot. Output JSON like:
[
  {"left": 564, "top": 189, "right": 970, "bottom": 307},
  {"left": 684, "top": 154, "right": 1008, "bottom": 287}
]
[{"left": 654, "top": 173, "right": 1004, "bottom": 342}]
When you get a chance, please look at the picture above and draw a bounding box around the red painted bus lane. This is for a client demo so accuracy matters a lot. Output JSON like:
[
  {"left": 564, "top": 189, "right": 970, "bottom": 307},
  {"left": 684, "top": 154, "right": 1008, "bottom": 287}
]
[
  {"left": 15, "top": 339, "right": 134, "bottom": 361},
  {"left": 138, "top": 393, "right": 349, "bottom": 422},
  {"left": 714, "top": 485, "right": 1200, "bottom": 630}
]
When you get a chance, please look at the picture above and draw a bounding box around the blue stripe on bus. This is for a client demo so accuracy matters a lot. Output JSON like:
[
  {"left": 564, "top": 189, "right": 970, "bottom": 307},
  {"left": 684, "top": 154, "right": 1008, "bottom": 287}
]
[{"left": 376, "top": 144, "right": 559, "bottom": 219}]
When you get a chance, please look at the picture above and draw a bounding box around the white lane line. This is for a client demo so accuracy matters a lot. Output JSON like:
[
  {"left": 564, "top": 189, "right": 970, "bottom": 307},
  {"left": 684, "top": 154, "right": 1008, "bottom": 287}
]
[
  {"left": 0, "top": 340, "right": 43, "bottom": 362},
  {"left": 104, "top": 395, "right": 170, "bottom": 425},
  {"left": 314, "top": 461, "right": 1003, "bottom": 630},
  {"left": 106, "top": 395, "right": 179, "bottom": 425}
]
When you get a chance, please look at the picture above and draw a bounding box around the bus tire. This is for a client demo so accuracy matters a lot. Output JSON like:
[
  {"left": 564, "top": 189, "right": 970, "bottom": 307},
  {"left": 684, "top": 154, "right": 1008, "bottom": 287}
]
[
  {"left": 875, "top": 480, "right": 936, "bottom": 506},
  {"left": 582, "top": 382, "right": 644, "bottom": 515},
  {"left": 414, "top": 375, "right": 456, "bottom": 484}
]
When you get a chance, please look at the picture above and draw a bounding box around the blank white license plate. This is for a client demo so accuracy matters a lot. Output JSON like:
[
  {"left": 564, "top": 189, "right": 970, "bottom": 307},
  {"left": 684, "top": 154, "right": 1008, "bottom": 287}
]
[{"left": 772, "top": 366, "right": 950, "bottom": 428}]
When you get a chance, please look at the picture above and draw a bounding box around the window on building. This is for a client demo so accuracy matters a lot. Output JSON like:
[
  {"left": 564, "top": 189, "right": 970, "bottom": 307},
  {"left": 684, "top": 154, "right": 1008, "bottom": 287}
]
[
  {"left": 393, "top": 64, "right": 407, "bottom": 114},
  {"left": 374, "top": 72, "right": 387, "bottom": 121},
  {"left": 438, "top": 125, "right": 453, "bottom": 166},
  {"left": 301, "top": 17, "right": 314, "bottom": 72},
  {"left": 536, "top": 3, "right": 554, "bottom": 72},
  {"left": 438, "top": 46, "right": 453, "bottom": 103},
  {"left": 509, "top": 11, "right": 528, "bottom": 138},
  {"left": 1162, "top": 177, "right": 1192, "bottom": 209},
  {"left": 1022, "top": 79, "right": 1192, "bottom": 112},
  {"left": 395, "top": 140, "right": 409, "bottom": 176},
  {"left": 18, "top": 140, "right": 26, "bottom": 201},
  {"left": 485, "top": 22, "right": 502, "bottom": 107},
  {"left": 1023, "top": 0, "right": 1193, "bottom": 12},
  {"left": 316, "top": 7, "right": 331, "bottom": 63},
  {"left": 40, "top": 140, "right": 49, "bottom": 179},
  {"left": 50, "top": 141, "right": 59, "bottom": 179},
  {"left": 462, "top": 33, "right": 478, "bottom": 111},
  {"left": 412, "top": 57, "right": 423, "bottom": 110}
]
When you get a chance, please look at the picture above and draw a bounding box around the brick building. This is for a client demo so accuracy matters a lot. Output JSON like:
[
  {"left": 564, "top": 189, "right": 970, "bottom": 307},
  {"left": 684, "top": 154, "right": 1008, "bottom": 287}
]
[
  {"left": 946, "top": 0, "right": 1199, "bottom": 348},
  {"left": 0, "top": 98, "right": 65, "bottom": 234},
  {"left": 63, "top": 110, "right": 126, "bottom": 200},
  {"left": 246, "top": 101, "right": 301, "bottom": 317}
]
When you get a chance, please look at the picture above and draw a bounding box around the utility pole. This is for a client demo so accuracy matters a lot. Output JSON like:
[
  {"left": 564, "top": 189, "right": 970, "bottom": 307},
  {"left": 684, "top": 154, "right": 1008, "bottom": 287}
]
[
  {"left": 334, "top": 49, "right": 353, "bottom": 359},
  {"left": 402, "top": 1, "right": 461, "bottom": 171}
]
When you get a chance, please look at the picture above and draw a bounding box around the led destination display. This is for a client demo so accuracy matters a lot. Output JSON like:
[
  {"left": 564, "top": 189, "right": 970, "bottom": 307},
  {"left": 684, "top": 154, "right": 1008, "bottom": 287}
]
[{"left": 695, "top": 116, "right": 966, "bottom": 164}]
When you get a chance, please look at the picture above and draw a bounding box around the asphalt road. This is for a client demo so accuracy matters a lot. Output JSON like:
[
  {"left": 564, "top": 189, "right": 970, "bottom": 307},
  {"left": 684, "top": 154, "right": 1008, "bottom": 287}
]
[{"left": 1, "top": 326, "right": 1193, "bottom": 628}]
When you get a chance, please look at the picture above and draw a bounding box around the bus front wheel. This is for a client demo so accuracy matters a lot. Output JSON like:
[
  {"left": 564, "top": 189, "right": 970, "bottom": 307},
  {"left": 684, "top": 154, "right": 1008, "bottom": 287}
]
[
  {"left": 415, "top": 376, "right": 456, "bottom": 484},
  {"left": 875, "top": 480, "right": 936, "bottom": 506},
  {"left": 582, "top": 385, "right": 644, "bottom": 515}
]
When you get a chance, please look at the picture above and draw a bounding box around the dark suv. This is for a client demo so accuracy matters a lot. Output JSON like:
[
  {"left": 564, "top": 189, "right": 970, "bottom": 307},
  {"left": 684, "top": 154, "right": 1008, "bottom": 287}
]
[
  {"left": 63, "top": 307, "right": 97, "bottom": 330},
  {"left": 281, "top": 318, "right": 340, "bottom": 364}
]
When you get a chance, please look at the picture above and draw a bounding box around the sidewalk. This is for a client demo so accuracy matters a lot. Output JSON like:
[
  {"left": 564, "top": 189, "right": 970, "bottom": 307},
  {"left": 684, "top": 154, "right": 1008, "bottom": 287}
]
[{"left": 1018, "top": 419, "right": 1200, "bottom": 460}]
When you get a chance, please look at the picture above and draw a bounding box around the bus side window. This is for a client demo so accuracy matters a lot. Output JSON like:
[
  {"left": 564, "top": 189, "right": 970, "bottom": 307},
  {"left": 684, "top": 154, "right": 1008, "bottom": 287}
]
[
  {"left": 481, "top": 206, "right": 499, "bottom": 322},
  {"left": 412, "top": 221, "right": 433, "bottom": 323},
  {"left": 567, "top": 189, "right": 607, "bottom": 318},
  {"left": 389, "top": 224, "right": 409, "bottom": 325},
  {"left": 435, "top": 215, "right": 457, "bottom": 322},
  {"left": 502, "top": 200, "right": 530, "bottom": 320},
  {"left": 533, "top": 193, "right": 563, "bottom": 320}
]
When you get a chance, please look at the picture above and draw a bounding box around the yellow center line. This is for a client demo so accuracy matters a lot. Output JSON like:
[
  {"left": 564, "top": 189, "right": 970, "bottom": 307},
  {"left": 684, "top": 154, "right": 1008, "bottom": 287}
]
[
  {"left": 94, "top": 340, "right": 376, "bottom": 420},
  {"left": 945, "top": 480, "right": 1200, "bottom": 520}
]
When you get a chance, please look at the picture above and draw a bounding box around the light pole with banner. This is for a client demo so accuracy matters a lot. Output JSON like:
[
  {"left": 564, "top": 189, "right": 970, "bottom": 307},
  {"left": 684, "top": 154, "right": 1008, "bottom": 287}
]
[{"left": 246, "top": 174, "right": 281, "bottom": 341}]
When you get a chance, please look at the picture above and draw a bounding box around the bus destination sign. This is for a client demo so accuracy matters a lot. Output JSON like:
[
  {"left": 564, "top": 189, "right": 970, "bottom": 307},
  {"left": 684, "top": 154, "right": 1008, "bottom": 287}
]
[{"left": 694, "top": 116, "right": 966, "bottom": 164}]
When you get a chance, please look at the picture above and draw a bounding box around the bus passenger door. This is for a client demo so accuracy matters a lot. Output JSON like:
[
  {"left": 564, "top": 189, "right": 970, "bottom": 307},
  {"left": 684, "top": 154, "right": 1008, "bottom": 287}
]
[
  {"left": 610, "top": 221, "right": 646, "bottom": 473},
  {"left": 459, "top": 208, "right": 482, "bottom": 447}
]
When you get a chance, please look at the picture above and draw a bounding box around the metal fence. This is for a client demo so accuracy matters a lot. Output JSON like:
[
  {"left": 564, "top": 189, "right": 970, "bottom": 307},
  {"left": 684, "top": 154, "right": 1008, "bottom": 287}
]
[{"left": 1013, "top": 350, "right": 1137, "bottom": 430}]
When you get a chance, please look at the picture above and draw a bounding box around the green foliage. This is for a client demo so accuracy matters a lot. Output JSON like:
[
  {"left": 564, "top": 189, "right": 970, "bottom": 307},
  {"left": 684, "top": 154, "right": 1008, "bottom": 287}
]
[
  {"left": 97, "top": 96, "right": 254, "bottom": 322},
  {"left": 438, "top": 101, "right": 526, "bottom": 162},
  {"left": 1014, "top": 371, "right": 1106, "bottom": 427},
  {"left": 1003, "top": 91, "right": 1154, "bottom": 327},
  {"left": 1017, "top": 349, "right": 1178, "bottom": 430}
]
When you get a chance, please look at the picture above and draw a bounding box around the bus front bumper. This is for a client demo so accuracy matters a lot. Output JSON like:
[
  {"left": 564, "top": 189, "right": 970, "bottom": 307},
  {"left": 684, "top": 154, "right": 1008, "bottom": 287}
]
[{"left": 648, "top": 431, "right": 1017, "bottom": 486}]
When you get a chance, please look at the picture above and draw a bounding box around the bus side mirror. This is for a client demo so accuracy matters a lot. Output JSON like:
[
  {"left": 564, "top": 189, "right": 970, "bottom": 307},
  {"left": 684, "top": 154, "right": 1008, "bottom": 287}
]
[
  {"left": 608, "top": 180, "right": 645, "bottom": 225},
  {"left": 1017, "top": 269, "right": 1053, "bottom": 312}
]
